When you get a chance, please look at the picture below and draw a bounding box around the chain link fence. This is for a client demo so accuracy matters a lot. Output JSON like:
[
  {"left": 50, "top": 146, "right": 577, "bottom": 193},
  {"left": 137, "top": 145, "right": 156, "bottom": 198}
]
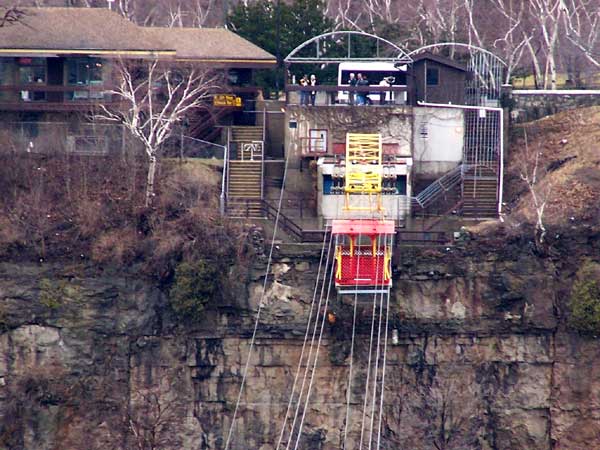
[
  {"left": 0, "top": 121, "right": 227, "bottom": 161},
  {"left": 0, "top": 121, "right": 139, "bottom": 156}
]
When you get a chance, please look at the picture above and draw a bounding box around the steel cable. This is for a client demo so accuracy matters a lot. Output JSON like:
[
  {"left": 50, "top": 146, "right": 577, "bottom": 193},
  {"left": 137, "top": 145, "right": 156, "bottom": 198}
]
[
  {"left": 292, "top": 244, "right": 336, "bottom": 450},
  {"left": 275, "top": 229, "right": 331, "bottom": 450},
  {"left": 284, "top": 236, "right": 334, "bottom": 450},
  {"left": 224, "top": 146, "right": 291, "bottom": 450}
]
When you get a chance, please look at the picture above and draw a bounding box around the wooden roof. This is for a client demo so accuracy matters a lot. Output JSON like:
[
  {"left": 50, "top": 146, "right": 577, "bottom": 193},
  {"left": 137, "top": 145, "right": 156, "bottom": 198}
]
[
  {"left": 144, "top": 27, "right": 276, "bottom": 67},
  {"left": 411, "top": 51, "right": 468, "bottom": 72},
  {"left": 0, "top": 7, "right": 276, "bottom": 67}
]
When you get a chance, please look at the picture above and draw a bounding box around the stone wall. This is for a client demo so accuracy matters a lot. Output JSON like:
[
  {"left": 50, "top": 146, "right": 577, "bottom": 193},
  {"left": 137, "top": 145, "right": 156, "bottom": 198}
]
[
  {"left": 509, "top": 89, "right": 600, "bottom": 123},
  {"left": 2, "top": 229, "right": 600, "bottom": 449}
]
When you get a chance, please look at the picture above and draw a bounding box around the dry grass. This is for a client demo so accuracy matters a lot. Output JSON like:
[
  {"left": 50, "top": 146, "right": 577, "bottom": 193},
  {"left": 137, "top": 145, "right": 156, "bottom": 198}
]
[
  {"left": 0, "top": 151, "right": 241, "bottom": 282},
  {"left": 506, "top": 106, "right": 600, "bottom": 228},
  {"left": 91, "top": 227, "right": 141, "bottom": 266}
]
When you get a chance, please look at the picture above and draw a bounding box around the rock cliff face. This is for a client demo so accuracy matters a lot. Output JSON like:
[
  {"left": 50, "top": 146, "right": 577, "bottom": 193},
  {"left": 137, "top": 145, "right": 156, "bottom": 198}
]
[{"left": 0, "top": 229, "right": 599, "bottom": 450}]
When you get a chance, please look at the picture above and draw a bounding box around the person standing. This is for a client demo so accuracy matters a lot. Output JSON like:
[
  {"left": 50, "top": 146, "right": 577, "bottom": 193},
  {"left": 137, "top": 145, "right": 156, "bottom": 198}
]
[
  {"left": 300, "top": 74, "right": 309, "bottom": 105},
  {"left": 309, "top": 74, "right": 318, "bottom": 106},
  {"left": 357, "top": 73, "right": 369, "bottom": 105},
  {"left": 347, "top": 72, "right": 357, "bottom": 105},
  {"left": 379, "top": 76, "right": 394, "bottom": 105}
]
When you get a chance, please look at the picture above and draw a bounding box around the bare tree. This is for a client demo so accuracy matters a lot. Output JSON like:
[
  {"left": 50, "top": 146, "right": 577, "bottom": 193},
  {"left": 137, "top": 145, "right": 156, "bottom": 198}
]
[
  {"left": 0, "top": 6, "right": 24, "bottom": 27},
  {"left": 530, "top": 0, "right": 564, "bottom": 89},
  {"left": 97, "top": 60, "right": 221, "bottom": 206},
  {"left": 127, "top": 384, "right": 181, "bottom": 450},
  {"left": 409, "top": 377, "right": 483, "bottom": 450},
  {"left": 490, "top": 0, "right": 534, "bottom": 83},
  {"left": 519, "top": 129, "right": 551, "bottom": 246},
  {"left": 561, "top": 0, "right": 600, "bottom": 69},
  {"left": 412, "top": 0, "right": 466, "bottom": 54}
]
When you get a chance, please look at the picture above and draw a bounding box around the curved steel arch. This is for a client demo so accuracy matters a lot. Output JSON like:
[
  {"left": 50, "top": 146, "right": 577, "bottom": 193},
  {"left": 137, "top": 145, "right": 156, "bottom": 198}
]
[
  {"left": 285, "top": 30, "right": 412, "bottom": 64},
  {"left": 407, "top": 42, "right": 507, "bottom": 67},
  {"left": 409, "top": 42, "right": 507, "bottom": 107}
]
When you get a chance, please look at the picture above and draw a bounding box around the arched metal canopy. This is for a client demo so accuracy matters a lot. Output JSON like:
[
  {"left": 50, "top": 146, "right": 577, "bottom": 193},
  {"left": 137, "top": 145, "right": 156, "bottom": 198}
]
[
  {"left": 407, "top": 42, "right": 507, "bottom": 67},
  {"left": 285, "top": 31, "right": 412, "bottom": 64}
]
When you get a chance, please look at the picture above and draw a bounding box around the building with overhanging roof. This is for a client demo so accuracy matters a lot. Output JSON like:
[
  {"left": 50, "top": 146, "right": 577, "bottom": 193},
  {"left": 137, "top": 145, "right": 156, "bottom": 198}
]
[{"left": 0, "top": 7, "right": 275, "bottom": 115}]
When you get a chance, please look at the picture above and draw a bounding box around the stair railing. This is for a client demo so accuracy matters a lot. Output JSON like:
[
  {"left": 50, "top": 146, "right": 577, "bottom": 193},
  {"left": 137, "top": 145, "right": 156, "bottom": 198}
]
[
  {"left": 222, "top": 127, "right": 231, "bottom": 215},
  {"left": 412, "top": 164, "right": 464, "bottom": 210},
  {"left": 261, "top": 200, "right": 303, "bottom": 241}
]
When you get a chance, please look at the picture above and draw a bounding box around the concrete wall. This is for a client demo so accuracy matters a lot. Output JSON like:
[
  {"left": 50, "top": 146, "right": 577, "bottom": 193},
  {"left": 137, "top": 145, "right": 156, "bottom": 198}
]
[
  {"left": 285, "top": 105, "right": 413, "bottom": 163},
  {"left": 509, "top": 89, "right": 600, "bottom": 123},
  {"left": 319, "top": 195, "right": 410, "bottom": 223},
  {"left": 316, "top": 161, "right": 412, "bottom": 223},
  {"left": 256, "top": 99, "right": 285, "bottom": 159},
  {"left": 412, "top": 107, "right": 464, "bottom": 177},
  {"left": 284, "top": 105, "right": 414, "bottom": 207}
]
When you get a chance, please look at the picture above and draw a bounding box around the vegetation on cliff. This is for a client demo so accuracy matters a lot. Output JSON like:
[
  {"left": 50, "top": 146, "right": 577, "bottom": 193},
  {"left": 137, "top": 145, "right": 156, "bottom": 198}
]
[
  {"left": 569, "top": 261, "right": 600, "bottom": 334},
  {"left": 0, "top": 150, "right": 245, "bottom": 317}
]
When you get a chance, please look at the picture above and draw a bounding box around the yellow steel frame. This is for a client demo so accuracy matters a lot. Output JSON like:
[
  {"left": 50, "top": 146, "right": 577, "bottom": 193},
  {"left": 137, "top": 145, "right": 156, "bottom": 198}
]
[{"left": 344, "top": 133, "right": 384, "bottom": 211}]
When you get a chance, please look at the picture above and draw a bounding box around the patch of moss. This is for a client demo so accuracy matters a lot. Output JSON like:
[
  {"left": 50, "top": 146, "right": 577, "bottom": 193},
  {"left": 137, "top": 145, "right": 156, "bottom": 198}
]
[
  {"left": 569, "top": 261, "right": 600, "bottom": 334},
  {"left": 169, "top": 260, "right": 220, "bottom": 321},
  {"left": 38, "top": 278, "right": 65, "bottom": 309}
]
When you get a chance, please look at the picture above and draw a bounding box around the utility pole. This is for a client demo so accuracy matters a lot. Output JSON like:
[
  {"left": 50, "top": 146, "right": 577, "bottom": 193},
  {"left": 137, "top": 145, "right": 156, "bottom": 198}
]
[
  {"left": 223, "top": 0, "right": 229, "bottom": 28},
  {"left": 275, "top": 0, "right": 281, "bottom": 95}
]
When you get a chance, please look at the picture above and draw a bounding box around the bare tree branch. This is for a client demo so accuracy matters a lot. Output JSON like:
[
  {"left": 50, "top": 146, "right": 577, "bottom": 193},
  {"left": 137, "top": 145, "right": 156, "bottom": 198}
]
[
  {"left": 0, "top": 6, "right": 24, "bottom": 27},
  {"left": 519, "top": 129, "right": 552, "bottom": 246},
  {"left": 96, "top": 59, "right": 221, "bottom": 206}
]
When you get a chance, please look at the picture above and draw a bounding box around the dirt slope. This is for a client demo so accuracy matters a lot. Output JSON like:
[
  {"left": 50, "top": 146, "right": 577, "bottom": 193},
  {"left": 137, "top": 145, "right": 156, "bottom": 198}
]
[{"left": 505, "top": 106, "right": 600, "bottom": 228}]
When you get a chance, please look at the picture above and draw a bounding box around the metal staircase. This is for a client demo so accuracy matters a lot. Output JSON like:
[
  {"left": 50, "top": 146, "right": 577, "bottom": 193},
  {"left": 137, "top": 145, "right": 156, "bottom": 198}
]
[
  {"left": 462, "top": 166, "right": 499, "bottom": 217},
  {"left": 225, "top": 126, "right": 265, "bottom": 218},
  {"left": 412, "top": 164, "right": 463, "bottom": 211}
]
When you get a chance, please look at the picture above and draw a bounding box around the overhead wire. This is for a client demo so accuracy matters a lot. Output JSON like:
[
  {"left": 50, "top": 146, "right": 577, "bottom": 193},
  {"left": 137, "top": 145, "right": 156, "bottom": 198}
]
[
  {"left": 376, "top": 274, "right": 392, "bottom": 449},
  {"left": 368, "top": 236, "right": 387, "bottom": 450},
  {"left": 223, "top": 142, "right": 291, "bottom": 450},
  {"left": 358, "top": 238, "right": 383, "bottom": 450},
  {"left": 284, "top": 235, "right": 334, "bottom": 450},
  {"left": 370, "top": 234, "right": 390, "bottom": 450},
  {"left": 342, "top": 228, "right": 363, "bottom": 449},
  {"left": 275, "top": 229, "right": 331, "bottom": 450},
  {"left": 292, "top": 241, "right": 336, "bottom": 450}
]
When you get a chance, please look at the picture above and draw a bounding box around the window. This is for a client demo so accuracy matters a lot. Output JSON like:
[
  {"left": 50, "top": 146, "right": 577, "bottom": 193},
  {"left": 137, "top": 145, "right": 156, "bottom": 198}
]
[
  {"left": 308, "top": 129, "right": 327, "bottom": 153},
  {"left": 323, "top": 174, "right": 333, "bottom": 194},
  {"left": 18, "top": 57, "right": 46, "bottom": 84},
  {"left": 66, "top": 58, "right": 104, "bottom": 100},
  {"left": 426, "top": 67, "right": 439, "bottom": 86},
  {"left": 0, "top": 59, "right": 13, "bottom": 85},
  {"left": 0, "top": 59, "right": 15, "bottom": 101},
  {"left": 396, "top": 175, "right": 407, "bottom": 195},
  {"left": 227, "top": 68, "right": 251, "bottom": 86},
  {"left": 18, "top": 57, "right": 46, "bottom": 102}
]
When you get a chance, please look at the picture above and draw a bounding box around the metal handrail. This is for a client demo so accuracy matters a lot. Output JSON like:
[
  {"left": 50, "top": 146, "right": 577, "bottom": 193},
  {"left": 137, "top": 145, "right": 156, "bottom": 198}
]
[
  {"left": 413, "top": 164, "right": 464, "bottom": 209},
  {"left": 261, "top": 200, "right": 304, "bottom": 241},
  {"left": 221, "top": 129, "right": 231, "bottom": 215}
]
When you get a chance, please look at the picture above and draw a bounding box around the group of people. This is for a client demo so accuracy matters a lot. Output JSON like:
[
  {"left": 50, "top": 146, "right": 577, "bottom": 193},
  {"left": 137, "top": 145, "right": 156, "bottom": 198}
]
[
  {"left": 348, "top": 72, "right": 394, "bottom": 105},
  {"left": 299, "top": 74, "right": 318, "bottom": 106},
  {"left": 347, "top": 72, "right": 370, "bottom": 105},
  {"left": 294, "top": 72, "right": 394, "bottom": 106}
]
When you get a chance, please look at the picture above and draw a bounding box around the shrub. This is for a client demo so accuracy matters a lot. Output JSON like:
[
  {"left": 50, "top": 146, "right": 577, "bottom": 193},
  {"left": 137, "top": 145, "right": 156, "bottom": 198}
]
[
  {"left": 569, "top": 261, "right": 600, "bottom": 334},
  {"left": 169, "top": 260, "right": 220, "bottom": 321}
]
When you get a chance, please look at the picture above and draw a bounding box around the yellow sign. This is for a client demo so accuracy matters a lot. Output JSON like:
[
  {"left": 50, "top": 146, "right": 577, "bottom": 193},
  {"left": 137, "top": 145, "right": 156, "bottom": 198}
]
[{"left": 213, "top": 94, "right": 242, "bottom": 107}]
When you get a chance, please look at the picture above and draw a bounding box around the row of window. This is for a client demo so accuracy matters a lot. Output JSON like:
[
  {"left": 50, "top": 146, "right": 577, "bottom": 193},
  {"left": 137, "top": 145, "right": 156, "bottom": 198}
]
[
  {"left": 323, "top": 174, "right": 407, "bottom": 195},
  {"left": 0, "top": 57, "right": 104, "bottom": 102},
  {"left": 0, "top": 57, "right": 104, "bottom": 85}
]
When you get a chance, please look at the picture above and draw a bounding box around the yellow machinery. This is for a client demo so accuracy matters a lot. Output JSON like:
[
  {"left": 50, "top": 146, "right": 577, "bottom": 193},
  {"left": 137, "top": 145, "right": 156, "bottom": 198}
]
[{"left": 344, "top": 133, "right": 384, "bottom": 212}]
